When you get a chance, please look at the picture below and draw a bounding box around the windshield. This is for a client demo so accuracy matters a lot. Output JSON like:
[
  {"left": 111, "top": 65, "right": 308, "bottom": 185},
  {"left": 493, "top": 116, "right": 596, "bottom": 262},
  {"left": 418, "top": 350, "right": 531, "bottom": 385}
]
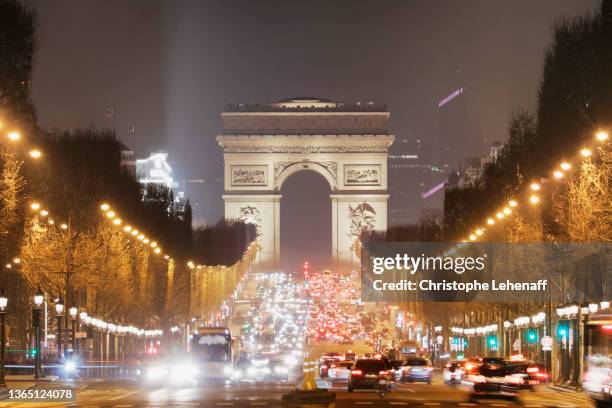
[
  {"left": 355, "top": 359, "right": 386, "bottom": 373},
  {"left": 405, "top": 358, "right": 429, "bottom": 366},
  {"left": 191, "top": 333, "right": 231, "bottom": 362}
]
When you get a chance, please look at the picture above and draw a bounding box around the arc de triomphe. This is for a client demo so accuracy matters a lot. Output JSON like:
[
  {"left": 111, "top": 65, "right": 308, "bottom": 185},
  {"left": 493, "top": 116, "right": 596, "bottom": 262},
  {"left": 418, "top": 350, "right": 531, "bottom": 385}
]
[{"left": 217, "top": 98, "right": 394, "bottom": 267}]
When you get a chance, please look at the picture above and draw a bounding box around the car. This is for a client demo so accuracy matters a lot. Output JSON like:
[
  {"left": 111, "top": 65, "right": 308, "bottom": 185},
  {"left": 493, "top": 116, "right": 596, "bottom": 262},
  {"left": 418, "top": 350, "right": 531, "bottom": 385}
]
[
  {"left": 387, "top": 359, "right": 404, "bottom": 381},
  {"left": 348, "top": 359, "right": 392, "bottom": 392},
  {"left": 344, "top": 351, "right": 357, "bottom": 361},
  {"left": 505, "top": 361, "right": 548, "bottom": 389},
  {"left": 327, "top": 361, "right": 353, "bottom": 381},
  {"left": 470, "top": 358, "right": 519, "bottom": 400},
  {"left": 443, "top": 360, "right": 466, "bottom": 384},
  {"left": 399, "top": 357, "right": 433, "bottom": 383},
  {"left": 319, "top": 358, "right": 338, "bottom": 378}
]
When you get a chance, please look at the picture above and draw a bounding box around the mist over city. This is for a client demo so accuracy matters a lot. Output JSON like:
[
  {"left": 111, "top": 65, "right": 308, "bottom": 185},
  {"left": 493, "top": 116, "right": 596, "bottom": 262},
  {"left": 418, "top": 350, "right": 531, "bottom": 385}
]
[{"left": 0, "top": 0, "right": 610, "bottom": 407}]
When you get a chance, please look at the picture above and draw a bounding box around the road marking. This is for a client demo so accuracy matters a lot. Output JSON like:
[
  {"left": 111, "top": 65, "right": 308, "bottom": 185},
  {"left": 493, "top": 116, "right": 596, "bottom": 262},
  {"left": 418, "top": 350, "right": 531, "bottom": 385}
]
[
  {"left": 458, "top": 404, "right": 477, "bottom": 406},
  {"left": 389, "top": 403, "right": 407, "bottom": 405},
  {"left": 423, "top": 404, "right": 440, "bottom": 406},
  {"left": 355, "top": 402, "right": 373, "bottom": 405},
  {"left": 250, "top": 403, "right": 268, "bottom": 406},
  {"left": 523, "top": 405, "right": 542, "bottom": 407},
  {"left": 216, "top": 403, "right": 234, "bottom": 406},
  {"left": 113, "top": 405, "right": 133, "bottom": 408},
  {"left": 108, "top": 390, "right": 140, "bottom": 401},
  {"left": 490, "top": 404, "right": 509, "bottom": 407}
]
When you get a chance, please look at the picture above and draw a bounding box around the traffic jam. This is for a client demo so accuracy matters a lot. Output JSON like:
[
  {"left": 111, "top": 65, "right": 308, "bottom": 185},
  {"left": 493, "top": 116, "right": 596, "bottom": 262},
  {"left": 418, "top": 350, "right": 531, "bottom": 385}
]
[
  {"left": 304, "top": 265, "right": 577, "bottom": 402},
  {"left": 235, "top": 272, "right": 306, "bottom": 382}
]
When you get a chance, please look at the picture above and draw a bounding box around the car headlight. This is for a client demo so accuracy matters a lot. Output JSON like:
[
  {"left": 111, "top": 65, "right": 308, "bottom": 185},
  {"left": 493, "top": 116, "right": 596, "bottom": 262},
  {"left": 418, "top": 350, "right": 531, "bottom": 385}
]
[
  {"left": 146, "top": 366, "right": 166, "bottom": 380},
  {"left": 223, "top": 366, "right": 233, "bottom": 375},
  {"left": 275, "top": 366, "right": 289, "bottom": 374},
  {"left": 64, "top": 361, "right": 76, "bottom": 373}
]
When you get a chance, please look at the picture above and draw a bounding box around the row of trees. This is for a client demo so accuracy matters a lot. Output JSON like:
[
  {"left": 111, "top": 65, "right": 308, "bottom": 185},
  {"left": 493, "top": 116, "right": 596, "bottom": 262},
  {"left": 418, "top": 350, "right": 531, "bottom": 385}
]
[
  {"left": 0, "top": 0, "right": 256, "bottom": 351},
  {"left": 362, "top": 0, "right": 612, "bottom": 340}
]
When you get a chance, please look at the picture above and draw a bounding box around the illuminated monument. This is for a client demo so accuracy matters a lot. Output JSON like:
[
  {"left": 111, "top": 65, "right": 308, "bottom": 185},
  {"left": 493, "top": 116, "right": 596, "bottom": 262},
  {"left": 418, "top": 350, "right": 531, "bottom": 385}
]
[{"left": 217, "top": 98, "right": 394, "bottom": 267}]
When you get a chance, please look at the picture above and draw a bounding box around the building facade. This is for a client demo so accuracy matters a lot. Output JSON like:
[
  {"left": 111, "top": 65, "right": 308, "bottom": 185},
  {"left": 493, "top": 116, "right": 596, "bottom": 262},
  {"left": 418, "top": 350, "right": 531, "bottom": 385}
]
[{"left": 217, "top": 98, "right": 394, "bottom": 267}]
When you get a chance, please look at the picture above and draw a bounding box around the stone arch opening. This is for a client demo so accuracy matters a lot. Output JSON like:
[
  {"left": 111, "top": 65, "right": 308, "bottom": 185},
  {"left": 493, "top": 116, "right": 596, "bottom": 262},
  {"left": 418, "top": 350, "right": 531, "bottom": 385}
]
[
  {"left": 274, "top": 161, "right": 337, "bottom": 192},
  {"left": 279, "top": 169, "right": 332, "bottom": 271}
]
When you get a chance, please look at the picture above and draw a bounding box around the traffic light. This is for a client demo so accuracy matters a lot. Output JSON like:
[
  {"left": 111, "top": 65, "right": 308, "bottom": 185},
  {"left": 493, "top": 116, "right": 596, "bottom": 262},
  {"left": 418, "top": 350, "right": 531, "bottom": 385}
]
[
  {"left": 557, "top": 321, "right": 569, "bottom": 338},
  {"left": 527, "top": 328, "right": 538, "bottom": 344},
  {"left": 487, "top": 335, "right": 498, "bottom": 350}
]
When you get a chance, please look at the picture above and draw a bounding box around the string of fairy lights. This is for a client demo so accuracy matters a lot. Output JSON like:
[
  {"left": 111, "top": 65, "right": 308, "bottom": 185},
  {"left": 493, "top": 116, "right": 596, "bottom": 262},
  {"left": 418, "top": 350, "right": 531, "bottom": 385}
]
[
  {"left": 99, "top": 203, "right": 166, "bottom": 258},
  {"left": 455, "top": 129, "right": 609, "bottom": 245},
  {"left": 7, "top": 201, "right": 164, "bottom": 337}
]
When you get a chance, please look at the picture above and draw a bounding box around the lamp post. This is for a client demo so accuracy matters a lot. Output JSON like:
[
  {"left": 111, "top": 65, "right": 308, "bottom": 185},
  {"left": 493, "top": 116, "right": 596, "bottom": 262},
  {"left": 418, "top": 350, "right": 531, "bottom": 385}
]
[
  {"left": 69, "top": 307, "right": 77, "bottom": 355},
  {"left": 33, "top": 290, "right": 44, "bottom": 379},
  {"left": 55, "top": 298, "right": 64, "bottom": 360},
  {"left": 79, "top": 311, "right": 87, "bottom": 358},
  {"left": 0, "top": 290, "right": 7, "bottom": 387}
]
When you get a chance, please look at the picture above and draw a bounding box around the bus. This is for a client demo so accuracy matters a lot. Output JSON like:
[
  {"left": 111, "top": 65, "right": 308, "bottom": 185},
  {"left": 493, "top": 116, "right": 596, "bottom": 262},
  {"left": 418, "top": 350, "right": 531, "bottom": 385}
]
[
  {"left": 191, "top": 327, "right": 234, "bottom": 380},
  {"left": 583, "top": 309, "right": 611, "bottom": 408}
]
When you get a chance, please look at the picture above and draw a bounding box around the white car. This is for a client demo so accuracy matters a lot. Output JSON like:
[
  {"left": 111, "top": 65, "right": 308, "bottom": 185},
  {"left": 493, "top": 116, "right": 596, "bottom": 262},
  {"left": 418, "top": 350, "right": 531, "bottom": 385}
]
[{"left": 327, "top": 361, "right": 353, "bottom": 381}]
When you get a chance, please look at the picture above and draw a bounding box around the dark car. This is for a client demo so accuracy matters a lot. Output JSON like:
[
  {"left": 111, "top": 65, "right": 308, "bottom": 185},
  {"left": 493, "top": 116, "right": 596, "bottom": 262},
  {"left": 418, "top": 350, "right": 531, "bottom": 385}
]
[
  {"left": 399, "top": 357, "right": 433, "bottom": 384},
  {"left": 506, "top": 361, "right": 548, "bottom": 389},
  {"left": 470, "top": 358, "right": 519, "bottom": 400},
  {"left": 348, "top": 359, "right": 391, "bottom": 392}
]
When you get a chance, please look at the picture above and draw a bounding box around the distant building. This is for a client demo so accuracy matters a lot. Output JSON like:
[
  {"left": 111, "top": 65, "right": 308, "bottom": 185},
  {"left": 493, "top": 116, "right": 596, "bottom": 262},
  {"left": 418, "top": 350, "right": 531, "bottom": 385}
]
[
  {"left": 388, "top": 135, "right": 447, "bottom": 225},
  {"left": 455, "top": 141, "right": 503, "bottom": 188},
  {"left": 118, "top": 142, "right": 136, "bottom": 177},
  {"left": 136, "top": 152, "right": 174, "bottom": 188}
]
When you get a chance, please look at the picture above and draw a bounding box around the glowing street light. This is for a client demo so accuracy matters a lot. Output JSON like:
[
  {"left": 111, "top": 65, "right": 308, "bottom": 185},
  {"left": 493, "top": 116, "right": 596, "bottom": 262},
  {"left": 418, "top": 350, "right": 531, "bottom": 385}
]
[
  {"left": 475, "top": 229, "right": 484, "bottom": 236},
  {"left": 560, "top": 162, "right": 571, "bottom": 171},
  {"left": 29, "top": 149, "right": 42, "bottom": 159},
  {"left": 100, "top": 203, "right": 110, "bottom": 211},
  {"left": 503, "top": 207, "right": 511, "bottom": 215},
  {"left": 112, "top": 218, "right": 122, "bottom": 225},
  {"left": 39, "top": 210, "right": 48, "bottom": 217},
  {"left": 487, "top": 218, "right": 495, "bottom": 225},
  {"left": 580, "top": 148, "right": 592, "bottom": 157},
  {"left": 508, "top": 200, "right": 518, "bottom": 207},
  {"left": 529, "top": 195, "right": 540, "bottom": 204},
  {"left": 496, "top": 212, "right": 505, "bottom": 220},
  {"left": 530, "top": 182, "right": 541, "bottom": 191},
  {"left": 595, "top": 131, "right": 609, "bottom": 142},
  {"left": 553, "top": 170, "right": 564, "bottom": 179},
  {"left": 105, "top": 211, "right": 116, "bottom": 218},
  {"left": 469, "top": 234, "right": 477, "bottom": 241},
  {"left": 30, "top": 202, "right": 41, "bottom": 211},
  {"left": 7, "top": 131, "right": 20, "bottom": 142},
  {"left": 60, "top": 223, "right": 68, "bottom": 230}
]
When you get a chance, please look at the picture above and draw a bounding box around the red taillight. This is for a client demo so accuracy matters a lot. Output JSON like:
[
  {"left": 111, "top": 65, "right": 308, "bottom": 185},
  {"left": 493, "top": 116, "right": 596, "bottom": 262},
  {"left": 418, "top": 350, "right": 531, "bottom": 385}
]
[
  {"left": 527, "top": 367, "right": 539, "bottom": 373},
  {"left": 351, "top": 370, "right": 363, "bottom": 376},
  {"left": 379, "top": 370, "right": 389, "bottom": 375},
  {"left": 445, "top": 363, "right": 451, "bottom": 368},
  {"left": 330, "top": 364, "right": 336, "bottom": 368}
]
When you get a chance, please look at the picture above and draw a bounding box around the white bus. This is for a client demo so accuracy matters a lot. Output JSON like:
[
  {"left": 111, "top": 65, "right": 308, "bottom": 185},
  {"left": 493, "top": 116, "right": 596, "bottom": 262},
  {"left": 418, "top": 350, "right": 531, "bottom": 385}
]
[{"left": 191, "top": 327, "right": 234, "bottom": 380}]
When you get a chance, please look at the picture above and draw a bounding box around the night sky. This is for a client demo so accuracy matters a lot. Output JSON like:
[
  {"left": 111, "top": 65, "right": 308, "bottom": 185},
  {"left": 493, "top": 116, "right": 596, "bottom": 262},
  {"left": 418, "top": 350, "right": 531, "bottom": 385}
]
[{"left": 28, "top": 0, "right": 598, "bottom": 268}]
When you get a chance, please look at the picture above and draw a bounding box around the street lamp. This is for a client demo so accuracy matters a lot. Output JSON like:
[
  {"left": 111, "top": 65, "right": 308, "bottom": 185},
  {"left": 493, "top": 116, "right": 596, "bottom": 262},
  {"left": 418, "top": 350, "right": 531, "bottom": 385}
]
[
  {"left": 28, "top": 149, "right": 42, "bottom": 159},
  {"left": 55, "top": 298, "right": 64, "bottom": 360},
  {"left": 32, "top": 290, "right": 44, "bottom": 379},
  {"left": 6, "top": 131, "right": 20, "bottom": 142},
  {"left": 69, "top": 307, "right": 77, "bottom": 354},
  {"left": 0, "top": 290, "right": 7, "bottom": 387}
]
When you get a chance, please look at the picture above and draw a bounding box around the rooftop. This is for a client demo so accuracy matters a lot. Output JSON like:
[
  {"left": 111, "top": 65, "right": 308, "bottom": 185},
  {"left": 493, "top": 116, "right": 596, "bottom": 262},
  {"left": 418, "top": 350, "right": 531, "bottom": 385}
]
[{"left": 224, "top": 97, "right": 388, "bottom": 113}]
